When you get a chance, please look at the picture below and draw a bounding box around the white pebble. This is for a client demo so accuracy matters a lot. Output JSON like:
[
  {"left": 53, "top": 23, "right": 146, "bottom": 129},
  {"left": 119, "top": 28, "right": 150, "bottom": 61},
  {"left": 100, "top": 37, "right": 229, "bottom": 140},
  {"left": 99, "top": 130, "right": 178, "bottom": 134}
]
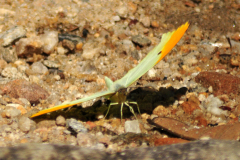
[
  {"left": 147, "top": 68, "right": 157, "bottom": 78},
  {"left": 82, "top": 42, "right": 100, "bottom": 60},
  {"left": 203, "top": 95, "right": 227, "bottom": 116},
  {"left": 40, "top": 31, "right": 58, "bottom": 54},
  {"left": 112, "top": 15, "right": 121, "bottom": 22},
  {"left": 31, "top": 62, "right": 48, "bottom": 75},
  {"left": 124, "top": 120, "right": 141, "bottom": 133}
]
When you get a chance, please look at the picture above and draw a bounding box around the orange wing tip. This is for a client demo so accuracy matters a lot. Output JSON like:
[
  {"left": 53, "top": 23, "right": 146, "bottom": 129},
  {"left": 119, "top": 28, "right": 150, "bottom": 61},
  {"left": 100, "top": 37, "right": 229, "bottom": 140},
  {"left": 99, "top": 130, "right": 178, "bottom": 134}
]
[
  {"left": 156, "top": 22, "right": 189, "bottom": 64},
  {"left": 30, "top": 103, "right": 73, "bottom": 118}
]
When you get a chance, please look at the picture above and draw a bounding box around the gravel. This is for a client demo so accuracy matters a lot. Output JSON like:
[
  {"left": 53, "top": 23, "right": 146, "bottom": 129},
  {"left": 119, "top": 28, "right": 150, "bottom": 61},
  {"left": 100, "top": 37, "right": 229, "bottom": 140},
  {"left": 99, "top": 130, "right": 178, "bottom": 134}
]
[{"left": 0, "top": 0, "right": 240, "bottom": 155}]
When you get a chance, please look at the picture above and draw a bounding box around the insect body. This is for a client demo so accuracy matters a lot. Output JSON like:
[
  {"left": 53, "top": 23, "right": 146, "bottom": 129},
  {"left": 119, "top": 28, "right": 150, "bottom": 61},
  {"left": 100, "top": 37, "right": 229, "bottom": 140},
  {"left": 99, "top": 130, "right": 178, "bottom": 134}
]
[{"left": 30, "top": 22, "right": 189, "bottom": 119}]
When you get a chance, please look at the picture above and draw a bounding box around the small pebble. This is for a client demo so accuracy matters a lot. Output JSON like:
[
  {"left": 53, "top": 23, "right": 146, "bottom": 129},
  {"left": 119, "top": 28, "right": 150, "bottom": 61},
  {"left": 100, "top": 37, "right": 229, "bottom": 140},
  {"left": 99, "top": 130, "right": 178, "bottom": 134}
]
[
  {"left": 18, "top": 116, "right": 31, "bottom": 133},
  {"left": 1, "top": 66, "right": 28, "bottom": 79},
  {"left": 231, "top": 32, "right": 240, "bottom": 41},
  {"left": 75, "top": 42, "right": 83, "bottom": 50},
  {"left": 43, "top": 60, "right": 60, "bottom": 68},
  {"left": 203, "top": 95, "right": 226, "bottom": 116},
  {"left": 124, "top": 120, "right": 141, "bottom": 133},
  {"left": 56, "top": 115, "right": 66, "bottom": 126},
  {"left": 1, "top": 26, "right": 26, "bottom": 46},
  {"left": 151, "top": 21, "right": 159, "bottom": 28},
  {"left": 0, "top": 8, "right": 15, "bottom": 17},
  {"left": 116, "top": 5, "right": 128, "bottom": 18},
  {"left": 66, "top": 118, "right": 88, "bottom": 133},
  {"left": 82, "top": 42, "right": 100, "bottom": 60},
  {"left": 31, "top": 62, "right": 48, "bottom": 75},
  {"left": 15, "top": 36, "right": 43, "bottom": 57},
  {"left": 53, "top": 75, "right": 61, "bottom": 81},
  {"left": 132, "top": 35, "right": 151, "bottom": 46},
  {"left": 5, "top": 107, "right": 21, "bottom": 118},
  {"left": 57, "top": 46, "right": 68, "bottom": 55},
  {"left": 147, "top": 68, "right": 157, "bottom": 78},
  {"left": 112, "top": 15, "right": 121, "bottom": 22},
  {"left": 2, "top": 79, "right": 49, "bottom": 104},
  {"left": 62, "top": 39, "right": 75, "bottom": 51},
  {"left": 0, "top": 59, "right": 7, "bottom": 72},
  {"left": 40, "top": 31, "right": 58, "bottom": 54},
  {"left": 140, "top": 15, "right": 150, "bottom": 27},
  {"left": 0, "top": 46, "right": 17, "bottom": 62},
  {"left": 77, "top": 132, "right": 97, "bottom": 147}
]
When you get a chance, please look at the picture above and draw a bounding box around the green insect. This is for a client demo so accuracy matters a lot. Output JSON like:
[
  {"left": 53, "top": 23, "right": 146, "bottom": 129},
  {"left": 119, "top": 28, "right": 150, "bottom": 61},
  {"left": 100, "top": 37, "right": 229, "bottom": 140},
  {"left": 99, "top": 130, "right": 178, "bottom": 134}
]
[{"left": 31, "top": 22, "right": 189, "bottom": 119}]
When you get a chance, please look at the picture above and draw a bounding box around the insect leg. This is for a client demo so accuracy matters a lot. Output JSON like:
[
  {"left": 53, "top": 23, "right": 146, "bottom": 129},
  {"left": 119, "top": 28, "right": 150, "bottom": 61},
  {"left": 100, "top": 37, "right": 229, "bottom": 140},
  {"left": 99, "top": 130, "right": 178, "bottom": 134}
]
[
  {"left": 120, "top": 102, "right": 124, "bottom": 121},
  {"left": 104, "top": 102, "right": 118, "bottom": 119},
  {"left": 129, "top": 101, "right": 141, "bottom": 115},
  {"left": 125, "top": 102, "right": 138, "bottom": 120}
]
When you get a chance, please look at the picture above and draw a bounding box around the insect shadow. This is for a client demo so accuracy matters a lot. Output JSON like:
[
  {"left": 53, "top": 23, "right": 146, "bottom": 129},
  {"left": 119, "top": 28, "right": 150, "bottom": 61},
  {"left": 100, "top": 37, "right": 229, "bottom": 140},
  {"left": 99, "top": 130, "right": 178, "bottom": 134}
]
[{"left": 33, "top": 86, "right": 187, "bottom": 122}]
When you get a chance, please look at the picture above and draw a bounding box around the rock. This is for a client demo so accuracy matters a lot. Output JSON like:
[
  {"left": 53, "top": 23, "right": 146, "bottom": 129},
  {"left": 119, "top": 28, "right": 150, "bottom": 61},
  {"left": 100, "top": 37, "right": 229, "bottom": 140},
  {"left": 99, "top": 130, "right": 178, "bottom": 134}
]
[
  {"left": 230, "top": 55, "right": 240, "bottom": 67},
  {"left": 43, "top": 60, "right": 60, "bottom": 68},
  {"left": 82, "top": 42, "right": 100, "bottom": 60},
  {"left": 15, "top": 36, "right": 43, "bottom": 57},
  {"left": 151, "top": 21, "right": 159, "bottom": 28},
  {"left": 231, "top": 32, "right": 240, "bottom": 41},
  {"left": 40, "top": 31, "right": 58, "bottom": 54},
  {"left": 153, "top": 117, "right": 240, "bottom": 140},
  {"left": 56, "top": 115, "right": 66, "bottom": 126},
  {"left": 124, "top": 120, "right": 141, "bottom": 133},
  {"left": 1, "top": 66, "right": 28, "bottom": 79},
  {"left": 0, "top": 59, "right": 7, "bottom": 72},
  {"left": 4, "top": 107, "right": 21, "bottom": 118},
  {"left": 116, "top": 5, "right": 128, "bottom": 18},
  {"left": 132, "top": 35, "right": 151, "bottom": 47},
  {"left": 181, "top": 100, "right": 200, "bottom": 115},
  {"left": 77, "top": 132, "right": 97, "bottom": 147},
  {"left": 57, "top": 46, "right": 68, "bottom": 55},
  {"left": 31, "top": 62, "right": 48, "bottom": 75},
  {"left": 0, "top": 8, "right": 15, "bottom": 16},
  {"left": 1, "top": 140, "right": 240, "bottom": 159},
  {"left": 62, "top": 39, "right": 75, "bottom": 51},
  {"left": 147, "top": 68, "right": 157, "bottom": 78},
  {"left": 195, "top": 71, "right": 240, "bottom": 96},
  {"left": 152, "top": 105, "right": 170, "bottom": 117},
  {"left": 66, "top": 118, "right": 88, "bottom": 134},
  {"left": 202, "top": 95, "right": 226, "bottom": 116},
  {"left": 75, "top": 42, "right": 83, "bottom": 50},
  {"left": 139, "top": 15, "right": 151, "bottom": 27},
  {"left": 0, "top": 79, "right": 49, "bottom": 104},
  {"left": 112, "top": 15, "right": 121, "bottom": 22},
  {"left": 0, "top": 46, "right": 18, "bottom": 62},
  {"left": 131, "top": 50, "right": 140, "bottom": 60},
  {"left": 1, "top": 26, "right": 26, "bottom": 46},
  {"left": 115, "top": 39, "right": 135, "bottom": 55},
  {"left": 18, "top": 116, "right": 31, "bottom": 133},
  {"left": 18, "top": 98, "right": 31, "bottom": 108},
  {"left": 154, "top": 138, "right": 189, "bottom": 146}
]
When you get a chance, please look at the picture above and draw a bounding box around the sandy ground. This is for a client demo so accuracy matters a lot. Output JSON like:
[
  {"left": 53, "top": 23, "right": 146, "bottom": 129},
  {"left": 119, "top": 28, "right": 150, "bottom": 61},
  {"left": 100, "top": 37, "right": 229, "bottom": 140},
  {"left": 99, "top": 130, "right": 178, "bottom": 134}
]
[{"left": 0, "top": 0, "right": 240, "bottom": 154}]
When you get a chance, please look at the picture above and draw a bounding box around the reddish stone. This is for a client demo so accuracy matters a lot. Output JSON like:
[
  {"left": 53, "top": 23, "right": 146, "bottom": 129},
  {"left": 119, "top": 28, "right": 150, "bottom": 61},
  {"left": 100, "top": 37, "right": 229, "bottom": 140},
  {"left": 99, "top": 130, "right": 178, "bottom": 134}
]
[
  {"left": 195, "top": 116, "right": 208, "bottom": 127},
  {"left": 154, "top": 138, "right": 189, "bottom": 146},
  {"left": 86, "top": 121, "right": 96, "bottom": 130},
  {"left": 188, "top": 95, "right": 200, "bottom": 105},
  {"left": 195, "top": 72, "right": 240, "bottom": 96},
  {"left": 0, "top": 79, "right": 49, "bottom": 104},
  {"left": 185, "top": 1, "right": 196, "bottom": 7},
  {"left": 153, "top": 117, "right": 240, "bottom": 140},
  {"left": 181, "top": 101, "right": 200, "bottom": 115}
]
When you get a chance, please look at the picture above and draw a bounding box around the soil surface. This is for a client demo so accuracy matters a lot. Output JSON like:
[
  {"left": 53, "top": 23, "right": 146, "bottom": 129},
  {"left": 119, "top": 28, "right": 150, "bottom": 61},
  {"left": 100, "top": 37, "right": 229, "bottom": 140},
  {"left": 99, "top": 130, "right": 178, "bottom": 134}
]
[{"left": 1, "top": 0, "right": 240, "bottom": 158}]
